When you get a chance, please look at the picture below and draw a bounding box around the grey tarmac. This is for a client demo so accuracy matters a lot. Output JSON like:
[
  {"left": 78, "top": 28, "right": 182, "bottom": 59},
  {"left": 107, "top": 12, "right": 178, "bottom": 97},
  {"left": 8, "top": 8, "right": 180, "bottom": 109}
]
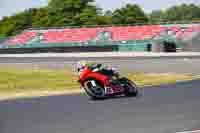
[
  {"left": 0, "top": 80, "right": 200, "bottom": 133},
  {"left": 0, "top": 57, "right": 200, "bottom": 74},
  {"left": 0, "top": 56, "right": 200, "bottom": 133}
]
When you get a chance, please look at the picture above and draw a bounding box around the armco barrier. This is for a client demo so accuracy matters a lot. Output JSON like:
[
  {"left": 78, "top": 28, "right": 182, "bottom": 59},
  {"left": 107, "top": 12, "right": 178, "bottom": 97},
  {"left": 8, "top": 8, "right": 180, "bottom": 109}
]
[
  {"left": 0, "top": 45, "right": 119, "bottom": 54},
  {"left": 2, "top": 40, "right": 152, "bottom": 49},
  {"left": 0, "top": 40, "right": 152, "bottom": 53},
  {"left": 118, "top": 43, "right": 148, "bottom": 52}
]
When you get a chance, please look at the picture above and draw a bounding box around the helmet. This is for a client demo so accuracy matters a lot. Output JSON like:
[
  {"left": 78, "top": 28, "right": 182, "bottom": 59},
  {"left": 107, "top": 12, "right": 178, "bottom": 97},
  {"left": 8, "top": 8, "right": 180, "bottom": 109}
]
[{"left": 77, "top": 60, "right": 87, "bottom": 72}]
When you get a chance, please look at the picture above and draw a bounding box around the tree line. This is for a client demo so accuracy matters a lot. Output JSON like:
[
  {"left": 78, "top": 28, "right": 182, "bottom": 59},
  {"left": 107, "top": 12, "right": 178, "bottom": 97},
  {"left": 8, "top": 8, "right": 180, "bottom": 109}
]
[{"left": 0, "top": 0, "right": 200, "bottom": 36}]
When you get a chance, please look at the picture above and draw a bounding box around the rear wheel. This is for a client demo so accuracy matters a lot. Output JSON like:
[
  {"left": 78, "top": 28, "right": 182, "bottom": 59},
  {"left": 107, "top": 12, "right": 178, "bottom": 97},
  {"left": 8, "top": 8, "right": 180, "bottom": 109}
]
[{"left": 83, "top": 79, "right": 105, "bottom": 100}]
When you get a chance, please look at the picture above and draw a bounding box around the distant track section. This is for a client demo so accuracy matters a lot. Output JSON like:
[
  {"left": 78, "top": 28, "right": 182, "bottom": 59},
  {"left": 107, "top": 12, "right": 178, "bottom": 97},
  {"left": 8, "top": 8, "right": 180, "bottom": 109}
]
[
  {"left": 0, "top": 54, "right": 200, "bottom": 74},
  {"left": 0, "top": 52, "right": 200, "bottom": 58}
]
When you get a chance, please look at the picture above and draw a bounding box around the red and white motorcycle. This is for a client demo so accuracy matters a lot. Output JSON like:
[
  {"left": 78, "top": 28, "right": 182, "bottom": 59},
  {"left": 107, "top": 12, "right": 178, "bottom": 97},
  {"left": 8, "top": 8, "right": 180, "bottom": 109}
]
[{"left": 77, "top": 64, "right": 138, "bottom": 99}]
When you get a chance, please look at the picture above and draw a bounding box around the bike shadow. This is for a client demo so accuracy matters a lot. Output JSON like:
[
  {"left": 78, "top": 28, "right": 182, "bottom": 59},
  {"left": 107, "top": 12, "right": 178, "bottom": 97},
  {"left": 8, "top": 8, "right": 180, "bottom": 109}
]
[{"left": 89, "top": 91, "right": 143, "bottom": 101}]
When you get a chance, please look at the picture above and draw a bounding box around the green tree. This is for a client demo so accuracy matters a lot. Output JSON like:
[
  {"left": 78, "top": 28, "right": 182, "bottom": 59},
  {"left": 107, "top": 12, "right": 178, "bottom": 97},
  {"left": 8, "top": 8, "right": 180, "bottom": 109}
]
[
  {"left": 47, "top": 0, "right": 96, "bottom": 26},
  {"left": 0, "top": 11, "right": 31, "bottom": 36},
  {"left": 104, "top": 10, "right": 112, "bottom": 16},
  {"left": 149, "top": 10, "right": 164, "bottom": 23},
  {"left": 112, "top": 4, "right": 148, "bottom": 24},
  {"left": 32, "top": 8, "right": 50, "bottom": 28},
  {"left": 164, "top": 4, "right": 200, "bottom": 21}
]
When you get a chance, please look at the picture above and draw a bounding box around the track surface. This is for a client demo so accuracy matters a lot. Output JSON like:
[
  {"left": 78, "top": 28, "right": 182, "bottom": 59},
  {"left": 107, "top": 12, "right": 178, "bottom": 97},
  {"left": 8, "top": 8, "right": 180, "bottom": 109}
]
[
  {"left": 0, "top": 57, "right": 200, "bottom": 74},
  {"left": 0, "top": 57, "right": 200, "bottom": 133},
  {"left": 0, "top": 80, "right": 200, "bottom": 133}
]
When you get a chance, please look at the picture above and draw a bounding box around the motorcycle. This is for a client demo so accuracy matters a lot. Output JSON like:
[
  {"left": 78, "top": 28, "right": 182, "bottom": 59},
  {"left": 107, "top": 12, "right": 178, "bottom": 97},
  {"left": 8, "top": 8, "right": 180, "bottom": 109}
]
[{"left": 77, "top": 64, "right": 138, "bottom": 99}]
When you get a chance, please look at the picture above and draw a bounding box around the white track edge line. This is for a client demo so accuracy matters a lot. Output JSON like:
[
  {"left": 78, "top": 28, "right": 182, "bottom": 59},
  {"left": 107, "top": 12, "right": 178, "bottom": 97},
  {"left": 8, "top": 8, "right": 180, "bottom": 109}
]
[{"left": 176, "top": 130, "right": 200, "bottom": 133}]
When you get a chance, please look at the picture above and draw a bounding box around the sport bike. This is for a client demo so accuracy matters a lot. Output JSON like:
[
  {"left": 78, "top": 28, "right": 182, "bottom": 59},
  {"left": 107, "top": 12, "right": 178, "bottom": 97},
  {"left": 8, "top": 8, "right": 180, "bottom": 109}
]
[{"left": 78, "top": 64, "right": 138, "bottom": 99}]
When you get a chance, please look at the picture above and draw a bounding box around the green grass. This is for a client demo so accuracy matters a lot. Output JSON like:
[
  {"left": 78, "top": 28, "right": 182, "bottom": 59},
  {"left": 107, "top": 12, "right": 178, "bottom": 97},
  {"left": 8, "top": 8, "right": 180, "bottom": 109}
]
[
  {"left": 0, "top": 68, "right": 78, "bottom": 92},
  {"left": 0, "top": 68, "right": 193, "bottom": 100},
  {"left": 125, "top": 73, "right": 193, "bottom": 87}
]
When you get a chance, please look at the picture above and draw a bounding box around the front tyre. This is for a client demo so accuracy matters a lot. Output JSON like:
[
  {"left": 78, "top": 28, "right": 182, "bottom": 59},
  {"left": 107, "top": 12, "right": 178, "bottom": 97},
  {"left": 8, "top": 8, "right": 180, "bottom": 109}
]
[{"left": 83, "top": 80, "right": 105, "bottom": 100}]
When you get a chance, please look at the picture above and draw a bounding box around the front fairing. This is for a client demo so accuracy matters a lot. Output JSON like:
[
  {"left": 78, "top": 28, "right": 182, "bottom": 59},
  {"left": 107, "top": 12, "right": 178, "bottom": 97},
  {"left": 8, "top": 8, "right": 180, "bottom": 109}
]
[{"left": 79, "top": 68, "right": 92, "bottom": 81}]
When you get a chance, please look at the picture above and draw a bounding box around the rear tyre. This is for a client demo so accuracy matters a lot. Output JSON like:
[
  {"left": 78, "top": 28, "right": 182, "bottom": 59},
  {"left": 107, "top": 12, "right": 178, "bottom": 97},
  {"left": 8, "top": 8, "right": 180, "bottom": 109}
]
[{"left": 83, "top": 79, "right": 105, "bottom": 100}]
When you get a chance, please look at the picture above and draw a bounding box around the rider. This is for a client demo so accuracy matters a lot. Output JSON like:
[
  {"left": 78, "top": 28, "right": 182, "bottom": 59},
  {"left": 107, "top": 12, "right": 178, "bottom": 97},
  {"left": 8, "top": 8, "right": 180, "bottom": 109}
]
[{"left": 77, "top": 61, "right": 118, "bottom": 77}]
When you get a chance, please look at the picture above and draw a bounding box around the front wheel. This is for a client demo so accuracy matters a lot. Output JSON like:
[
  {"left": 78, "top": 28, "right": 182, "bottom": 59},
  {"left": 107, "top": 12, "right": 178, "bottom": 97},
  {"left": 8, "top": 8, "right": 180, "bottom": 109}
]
[
  {"left": 119, "top": 78, "right": 138, "bottom": 97},
  {"left": 83, "top": 80, "right": 105, "bottom": 100}
]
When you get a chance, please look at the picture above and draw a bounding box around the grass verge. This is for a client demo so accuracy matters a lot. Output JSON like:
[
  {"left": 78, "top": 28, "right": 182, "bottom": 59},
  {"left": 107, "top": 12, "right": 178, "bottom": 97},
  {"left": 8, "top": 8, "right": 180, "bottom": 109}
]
[{"left": 0, "top": 68, "right": 193, "bottom": 100}]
